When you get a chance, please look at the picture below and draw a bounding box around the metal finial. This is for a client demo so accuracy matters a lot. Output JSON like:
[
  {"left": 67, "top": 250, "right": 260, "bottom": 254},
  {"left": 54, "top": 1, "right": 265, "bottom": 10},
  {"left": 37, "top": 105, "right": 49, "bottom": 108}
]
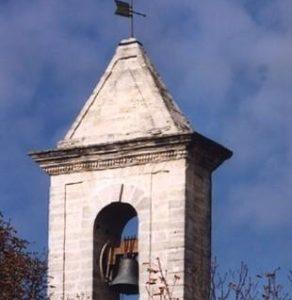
[{"left": 114, "top": 0, "right": 146, "bottom": 38}]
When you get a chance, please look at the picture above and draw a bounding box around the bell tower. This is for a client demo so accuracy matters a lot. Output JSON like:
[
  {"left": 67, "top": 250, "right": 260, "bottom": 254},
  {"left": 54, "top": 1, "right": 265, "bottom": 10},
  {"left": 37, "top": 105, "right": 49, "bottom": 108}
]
[{"left": 30, "top": 38, "right": 232, "bottom": 300}]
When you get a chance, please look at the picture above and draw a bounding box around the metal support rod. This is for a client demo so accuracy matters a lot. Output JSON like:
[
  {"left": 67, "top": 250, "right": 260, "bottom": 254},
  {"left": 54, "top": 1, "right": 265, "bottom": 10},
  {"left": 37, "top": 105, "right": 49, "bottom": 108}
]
[
  {"left": 132, "top": 10, "right": 146, "bottom": 17},
  {"left": 130, "top": 0, "right": 134, "bottom": 37}
]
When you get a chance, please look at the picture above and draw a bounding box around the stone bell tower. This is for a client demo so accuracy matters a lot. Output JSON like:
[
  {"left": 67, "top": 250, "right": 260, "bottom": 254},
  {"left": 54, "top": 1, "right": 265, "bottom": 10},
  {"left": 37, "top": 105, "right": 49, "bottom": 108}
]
[{"left": 30, "top": 38, "right": 232, "bottom": 300}]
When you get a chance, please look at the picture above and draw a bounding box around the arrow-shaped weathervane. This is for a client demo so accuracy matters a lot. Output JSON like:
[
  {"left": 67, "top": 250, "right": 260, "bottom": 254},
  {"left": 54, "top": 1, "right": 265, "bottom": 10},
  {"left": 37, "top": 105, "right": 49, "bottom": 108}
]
[{"left": 114, "top": 0, "right": 146, "bottom": 38}]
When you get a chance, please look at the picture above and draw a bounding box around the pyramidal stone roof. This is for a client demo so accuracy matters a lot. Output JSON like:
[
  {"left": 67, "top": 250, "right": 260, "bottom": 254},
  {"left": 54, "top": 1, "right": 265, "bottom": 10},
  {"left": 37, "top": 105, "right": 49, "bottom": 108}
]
[{"left": 58, "top": 38, "right": 193, "bottom": 149}]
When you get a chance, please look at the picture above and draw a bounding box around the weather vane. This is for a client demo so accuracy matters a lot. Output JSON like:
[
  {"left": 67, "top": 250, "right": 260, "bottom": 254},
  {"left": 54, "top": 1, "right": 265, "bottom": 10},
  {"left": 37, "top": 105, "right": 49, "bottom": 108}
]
[{"left": 114, "top": 0, "right": 146, "bottom": 38}]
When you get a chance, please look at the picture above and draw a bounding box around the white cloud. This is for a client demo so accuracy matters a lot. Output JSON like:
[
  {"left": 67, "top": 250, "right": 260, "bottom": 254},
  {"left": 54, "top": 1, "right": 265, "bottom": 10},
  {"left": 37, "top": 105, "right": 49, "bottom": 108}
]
[
  {"left": 0, "top": 0, "right": 291, "bottom": 246},
  {"left": 143, "top": 0, "right": 292, "bottom": 229}
]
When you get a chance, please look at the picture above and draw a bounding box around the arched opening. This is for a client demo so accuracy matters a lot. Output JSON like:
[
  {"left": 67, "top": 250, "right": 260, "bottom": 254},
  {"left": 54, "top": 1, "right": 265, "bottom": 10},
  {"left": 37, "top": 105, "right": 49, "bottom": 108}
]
[{"left": 93, "top": 203, "right": 139, "bottom": 300}]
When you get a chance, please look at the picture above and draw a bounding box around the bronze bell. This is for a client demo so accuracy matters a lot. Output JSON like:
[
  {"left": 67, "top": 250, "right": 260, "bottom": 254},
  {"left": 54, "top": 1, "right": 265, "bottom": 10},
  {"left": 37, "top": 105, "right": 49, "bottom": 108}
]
[{"left": 109, "top": 257, "right": 139, "bottom": 295}]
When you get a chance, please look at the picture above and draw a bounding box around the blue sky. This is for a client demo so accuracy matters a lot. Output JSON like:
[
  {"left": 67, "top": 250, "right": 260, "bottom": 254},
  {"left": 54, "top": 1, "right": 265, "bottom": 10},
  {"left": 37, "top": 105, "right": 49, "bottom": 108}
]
[{"left": 1, "top": 0, "right": 292, "bottom": 297}]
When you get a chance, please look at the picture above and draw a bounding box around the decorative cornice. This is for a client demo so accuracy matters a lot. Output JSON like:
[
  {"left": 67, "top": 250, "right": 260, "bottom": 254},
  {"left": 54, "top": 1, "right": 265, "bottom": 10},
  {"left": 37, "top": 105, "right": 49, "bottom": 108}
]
[
  {"left": 29, "top": 134, "right": 192, "bottom": 176},
  {"left": 42, "top": 148, "right": 188, "bottom": 175},
  {"left": 29, "top": 133, "right": 232, "bottom": 176}
]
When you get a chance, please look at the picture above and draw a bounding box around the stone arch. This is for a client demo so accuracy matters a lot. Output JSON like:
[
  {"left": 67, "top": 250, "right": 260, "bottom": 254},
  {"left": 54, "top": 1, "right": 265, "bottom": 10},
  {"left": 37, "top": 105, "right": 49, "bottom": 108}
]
[
  {"left": 90, "top": 184, "right": 151, "bottom": 299},
  {"left": 89, "top": 183, "right": 150, "bottom": 215}
]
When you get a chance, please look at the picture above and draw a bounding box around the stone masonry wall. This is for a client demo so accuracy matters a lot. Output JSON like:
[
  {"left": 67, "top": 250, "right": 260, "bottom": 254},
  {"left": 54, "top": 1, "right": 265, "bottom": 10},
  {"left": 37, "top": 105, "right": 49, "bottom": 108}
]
[
  {"left": 185, "top": 160, "right": 212, "bottom": 300},
  {"left": 48, "top": 158, "right": 187, "bottom": 300}
]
